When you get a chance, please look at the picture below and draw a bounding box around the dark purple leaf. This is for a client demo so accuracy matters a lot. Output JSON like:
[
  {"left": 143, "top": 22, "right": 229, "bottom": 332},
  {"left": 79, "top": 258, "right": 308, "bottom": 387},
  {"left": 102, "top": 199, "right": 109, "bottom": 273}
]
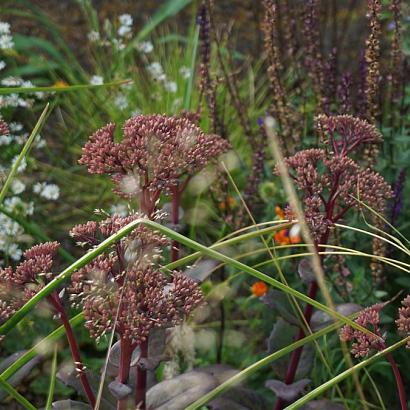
[{"left": 265, "top": 379, "right": 310, "bottom": 402}]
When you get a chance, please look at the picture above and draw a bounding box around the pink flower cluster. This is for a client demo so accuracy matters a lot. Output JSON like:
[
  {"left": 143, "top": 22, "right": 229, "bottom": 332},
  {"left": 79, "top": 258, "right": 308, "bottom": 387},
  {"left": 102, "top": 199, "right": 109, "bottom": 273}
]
[
  {"left": 69, "top": 214, "right": 203, "bottom": 345},
  {"left": 79, "top": 114, "right": 230, "bottom": 198},
  {"left": 0, "top": 242, "right": 60, "bottom": 322},
  {"left": 340, "top": 304, "right": 385, "bottom": 358},
  {"left": 396, "top": 295, "right": 410, "bottom": 348}
]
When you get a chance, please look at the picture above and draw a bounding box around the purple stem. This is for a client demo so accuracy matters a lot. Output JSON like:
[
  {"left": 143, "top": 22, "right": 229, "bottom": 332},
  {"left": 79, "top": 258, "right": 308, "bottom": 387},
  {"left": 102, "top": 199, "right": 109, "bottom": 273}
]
[{"left": 48, "top": 294, "right": 96, "bottom": 407}]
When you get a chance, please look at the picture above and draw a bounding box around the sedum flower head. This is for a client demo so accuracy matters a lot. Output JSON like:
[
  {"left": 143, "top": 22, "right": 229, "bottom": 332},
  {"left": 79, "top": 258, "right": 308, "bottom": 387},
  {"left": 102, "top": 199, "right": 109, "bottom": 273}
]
[
  {"left": 79, "top": 114, "right": 230, "bottom": 197},
  {"left": 340, "top": 304, "right": 385, "bottom": 358},
  {"left": 276, "top": 116, "right": 392, "bottom": 243},
  {"left": 396, "top": 295, "right": 410, "bottom": 348},
  {"left": 0, "top": 241, "right": 60, "bottom": 322}
]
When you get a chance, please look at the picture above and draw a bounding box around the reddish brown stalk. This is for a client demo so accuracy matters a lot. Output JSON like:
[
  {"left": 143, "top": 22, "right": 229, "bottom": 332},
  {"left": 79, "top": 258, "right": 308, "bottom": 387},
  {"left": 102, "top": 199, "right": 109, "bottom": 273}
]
[
  {"left": 135, "top": 340, "right": 148, "bottom": 409},
  {"left": 48, "top": 294, "right": 96, "bottom": 408},
  {"left": 117, "top": 338, "right": 133, "bottom": 410},
  {"left": 386, "top": 352, "right": 407, "bottom": 410}
]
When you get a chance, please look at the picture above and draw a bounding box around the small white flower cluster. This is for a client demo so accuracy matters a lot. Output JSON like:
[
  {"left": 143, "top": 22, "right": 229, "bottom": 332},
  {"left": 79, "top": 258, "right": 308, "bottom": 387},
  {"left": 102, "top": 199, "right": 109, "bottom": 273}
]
[
  {"left": 0, "top": 22, "right": 14, "bottom": 50},
  {"left": 147, "top": 62, "right": 177, "bottom": 94},
  {"left": 0, "top": 21, "right": 55, "bottom": 265},
  {"left": 118, "top": 14, "right": 133, "bottom": 37},
  {"left": 90, "top": 75, "right": 103, "bottom": 85},
  {"left": 87, "top": 14, "right": 133, "bottom": 51},
  {"left": 33, "top": 182, "right": 60, "bottom": 200},
  {"left": 137, "top": 41, "right": 153, "bottom": 54}
]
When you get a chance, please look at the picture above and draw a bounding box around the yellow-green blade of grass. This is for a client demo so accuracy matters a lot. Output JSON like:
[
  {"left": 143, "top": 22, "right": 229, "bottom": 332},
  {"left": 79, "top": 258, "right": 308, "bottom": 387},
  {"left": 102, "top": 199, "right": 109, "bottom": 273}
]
[
  {"left": 0, "top": 79, "right": 131, "bottom": 95},
  {"left": 285, "top": 337, "right": 409, "bottom": 409},
  {"left": 0, "top": 103, "right": 49, "bottom": 205},
  {"left": 45, "top": 345, "right": 58, "bottom": 410},
  {"left": 0, "top": 377, "right": 36, "bottom": 410},
  {"left": 183, "top": 25, "right": 199, "bottom": 110},
  {"left": 0, "top": 219, "right": 376, "bottom": 340}
]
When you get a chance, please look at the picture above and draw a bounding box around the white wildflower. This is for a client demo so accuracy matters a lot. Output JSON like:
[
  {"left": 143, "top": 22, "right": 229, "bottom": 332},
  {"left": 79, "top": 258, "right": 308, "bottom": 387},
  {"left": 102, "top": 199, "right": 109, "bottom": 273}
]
[
  {"left": 87, "top": 30, "right": 100, "bottom": 42},
  {"left": 11, "top": 156, "right": 27, "bottom": 173},
  {"left": 118, "top": 25, "right": 132, "bottom": 37},
  {"left": 118, "top": 14, "right": 133, "bottom": 27},
  {"left": 114, "top": 93, "right": 128, "bottom": 110},
  {"left": 179, "top": 66, "right": 191, "bottom": 79},
  {"left": 0, "top": 35, "right": 13, "bottom": 50},
  {"left": 0, "top": 22, "right": 11, "bottom": 34},
  {"left": 33, "top": 182, "right": 60, "bottom": 200},
  {"left": 164, "top": 81, "right": 177, "bottom": 93},
  {"left": 41, "top": 184, "right": 60, "bottom": 200},
  {"left": 147, "top": 62, "right": 165, "bottom": 80},
  {"left": 9, "top": 122, "right": 23, "bottom": 132},
  {"left": 90, "top": 75, "right": 104, "bottom": 85},
  {"left": 11, "top": 179, "right": 25, "bottom": 195},
  {"left": 0, "top": 61, "right": 6, "bottom": 71},
  {"left": 1, "top": 77, "right": 23, "bottom": 87},
  {"left": 110, "top": 203, "right": 129, "bottom": 217},
  {"left": 0, "top": 134, "right": 11, "bottom": 145},
  {"left": 137, "top": 41, "right": 153, "bottom": 53},
  {"left": 112, "top": 38, "right": 125, "bottom": 50},
  {"left": 7, "top": 243, "right": 22, "bottom": 261}
]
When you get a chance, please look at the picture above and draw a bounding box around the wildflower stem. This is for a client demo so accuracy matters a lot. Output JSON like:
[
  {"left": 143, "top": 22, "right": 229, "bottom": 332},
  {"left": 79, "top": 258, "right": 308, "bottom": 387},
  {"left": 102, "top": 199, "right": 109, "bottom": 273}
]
[
  {"left": 48, "top": 294, "right": 96, "bottom": 408},
  {"left": 135, "top": 340, "right": 148, "bottom": 409},
  {"left": 385, "top": 352, "right": 407, "bottom": 410}
]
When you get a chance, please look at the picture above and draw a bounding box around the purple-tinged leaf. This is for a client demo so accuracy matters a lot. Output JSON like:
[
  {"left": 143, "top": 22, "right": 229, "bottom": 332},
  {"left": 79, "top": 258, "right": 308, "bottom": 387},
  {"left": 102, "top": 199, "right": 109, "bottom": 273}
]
[{"left": 265, "top": 379, "right": 310, "bottom": 402}]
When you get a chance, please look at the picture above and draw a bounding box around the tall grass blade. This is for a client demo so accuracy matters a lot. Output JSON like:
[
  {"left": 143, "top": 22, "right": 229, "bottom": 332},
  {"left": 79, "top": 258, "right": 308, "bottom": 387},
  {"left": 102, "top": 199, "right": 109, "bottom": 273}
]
[
  {"left": 0, "top": 80, "right": 131, "bottom": 95},
  {"left": 0, "top": 377, "right": 36, "bottom": 410},
  {"left": 45, "top": 345, "right": 58, "bottom": 410}
]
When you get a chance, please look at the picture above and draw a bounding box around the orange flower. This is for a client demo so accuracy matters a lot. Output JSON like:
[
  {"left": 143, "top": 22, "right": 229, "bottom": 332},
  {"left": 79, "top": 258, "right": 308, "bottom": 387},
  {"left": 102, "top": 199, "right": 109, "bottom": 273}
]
[
  {"left": 274, "top": 229, "right": 290, "bottom": 245},
  {"left": 275, "top": 205, "right": 285, "bottom": 219},
  {"left": 251, "top": 281, "right": 268, "bottom": 297},
  {"left": 53, "top": 80, "right": 69, "bottom": 88}
]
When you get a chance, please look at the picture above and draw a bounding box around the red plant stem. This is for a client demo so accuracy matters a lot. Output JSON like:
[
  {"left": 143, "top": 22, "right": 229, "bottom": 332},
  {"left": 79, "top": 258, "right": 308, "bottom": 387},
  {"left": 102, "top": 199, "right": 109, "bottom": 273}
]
[
  {"left": 386, "top": 352, "right": 407, "bottom": 410},
  {"left": 117, "top": 337, "right": 133, "bottom": 410},
  {"left": 171, "top": 187, "right": 181, "bottom": 262},
  {"left": 273, "top": 281, "right": 319, "bottom": 410},
  {"left": 48, "top": 294, "right": 96, "bottom": 408},
  {"left": 135, "top": 340, "right": 148, "bottom": 409}
]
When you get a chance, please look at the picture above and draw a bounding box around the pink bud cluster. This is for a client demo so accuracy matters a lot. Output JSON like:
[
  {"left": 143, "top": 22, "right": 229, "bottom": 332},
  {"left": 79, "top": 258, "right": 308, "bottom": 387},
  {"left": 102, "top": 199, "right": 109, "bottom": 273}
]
[
  {"left": 396, "top": 295, "right": 410, "bottom": 348},
  {"left": 340, "top": 304, "right": 385, "bottom": 358},
  {"left": 69, "top": 214, "right": 203, "bottom": 345},
  {"left": 277, "top": 116, "right": 392, "bottom": 242},
  {"left": 0, "top": 242, "right": 60, "bottom": 322},
  {"left": 79, "top": 114, "right": 230, "bottom": 198}
]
